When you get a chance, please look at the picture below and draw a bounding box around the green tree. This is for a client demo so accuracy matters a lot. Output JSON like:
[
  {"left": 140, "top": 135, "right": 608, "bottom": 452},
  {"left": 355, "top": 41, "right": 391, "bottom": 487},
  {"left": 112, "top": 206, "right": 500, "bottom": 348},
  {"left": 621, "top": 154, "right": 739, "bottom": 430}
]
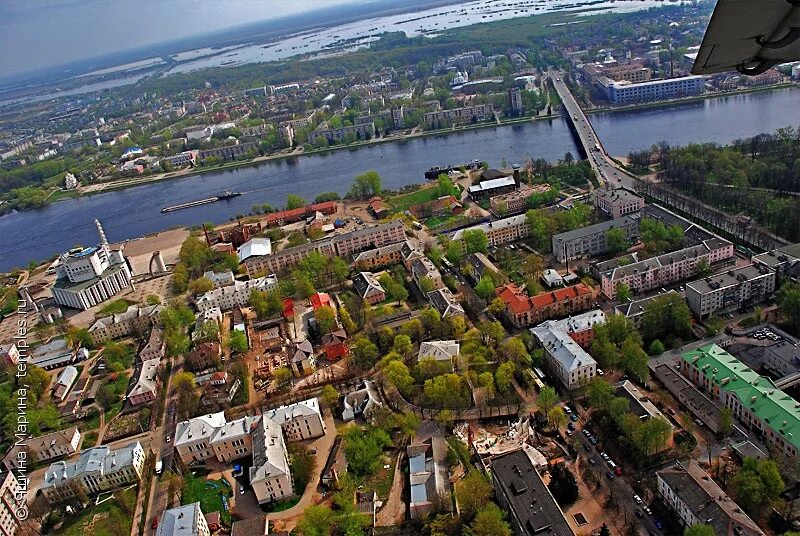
[
  {"left": 174, "top": 372, "right": 199, "bottom": 421},
  {"left": 351, "top": 337, "right": 379, "bottom": 368},
  {"left": 548, "top": 464, "right": 579, "bottom": 506},
  {"left": 649, "top": 339, "right": 665, "bottom": 355},
  {"left": 344, "top": 425, "right": 391, "bottom": 476},
  {"left": 455, "top": 470, "right": 493, "bottom": 519},
  {"left": 462, "top": 229, "right": 489, "bottom": 254},
  {"left": 348, "top": 170, "right": 382, "bottom": 199},
  {"left": 385, "top": 360, "right": 414, "bottom": 396},
  {"left": 499, "top": 337, "right": 530, "bottom": 366},
  {"left": 495, "top": 362, "right": 516, "bottom": 392},
  {"left": 684, "top": 525, "right": 715, "bottom": 536},
  {"left": 478, "top": 321, "right": 505, "bottom": 349},
  {"left": 488, "top": 297, "right": 507, "bottom": 317},
  {"left": 467, "top": 503, "right": 511, "bottom": 536},
  {"left": 606, "top": 227, "right": 629, "bottom": 254},
  {"left": 295, "top": 504, "right": 336, "bottom": 536},
  {"left": 777, "top": 281, "right": 800, "bottom": 334},
  {"left": 314, "top": 305, "right": 338, "bottom": 335},
  {"left": 273, "top": 367, "right": 293, "bottom": 388},
  {"left": 65, "top": 327, "right": 93, "bottom": 349},
  {"left": 586, "top": 377, "right": 614, "bottom": 410},
  {"left": 616, "top": 282, "right": 631, "bottom": 302},
  {"left": 548, "top": 406, "right": 568, "bottom": 430},
  {"left": 538, "top": 385, "right": 558, "bottom": 418},
  {"left": 320, "top": 384, "right": 339, "bottom": 409},
  {"left": 286, "top": 194, "right": 307, "bottom": 210},
  {"left": 446, "top": 241, "right": 464, "bottom": 265},
  {"left": 392, "top": 334, "right": 413, "bottom": 359},
  {"left": 228, "top": 330, "right": 248, "bottom": 353},
  {"left": 475, "top": 275, "right": 496, "bottom": 300},
  {"left": 641, "top": 293, "right": 692, "bottom": 344},
  {"left": 719, "top": 407, "right": 734, "bottom": 437},
  {"left": 338, "top": 306, "right": 357, "bottom": 335},
  {"left": 187, "top": 276, "right": 213, "bottom": 296}
]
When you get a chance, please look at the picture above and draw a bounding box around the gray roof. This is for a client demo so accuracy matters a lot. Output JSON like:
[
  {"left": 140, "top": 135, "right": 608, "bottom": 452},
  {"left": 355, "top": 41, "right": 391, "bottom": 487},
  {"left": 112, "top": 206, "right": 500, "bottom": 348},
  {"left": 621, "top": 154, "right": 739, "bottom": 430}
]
[
  {"left": 129, "top": 359, "right": 160, "bottom": 398},
  {"left": 407, "top": 439, "right": 450, "bottom": 510},
  {"left": 418, "top": 341, "right": 460, "bottom": 362},
  {"left": 42, "top": 442, "right": 142, "bottom": 490},
  {"left": 265, "top": 397, "right": 322, "bottom": 424},
  {"left": 89, "top": 304, "right": 163, "bottom": 332},
  {"left": 55, "top": 366, "right": 79, "bottom": 389},
  {"left": 353, "top": 241, "right": 407, "bottom": 261},
  {"left": 686, "top": 264, "right": 772, "bottom": 295},
  {"left": 549, "top": 309, "right": 606, "bottom": 334},
  {"left": 468, "top": 176, "right": 516, "bottom": 193},
  {"left": 596, "top": 187, "right": 643, "bottom": 205},
  {"left": 531, "top": 323, "right": 596, "bottom": 373},
  {"left": 607, "top": 238, "right": 731, "bottom": 282},
  {"left": 450, "top": 214, "right": 526, "bottom": 240},
  {"left": 352, "top": 272, "right": 385, "bottom": 299},
  {"left": 249, "top": 416, "right": 290, "bottom": 484},
  {"left": 553, "top": 215, "right": 637, "bottom": 242},
  {"left": 491, "top": 449, "right": 573, "bottom": 536},
  {"left": 614, "top": 289, "right": 680, "bottom": 318},
  {"left": 157, "top": 502, "right": 205, "bottom": 536},
  {"left": 657, "top": 461, "right": 763, "bottom": 536},
  {"left": 427, "top": 288, "right": 464, "bottom": 317},
  {"left": 333, "top": 220, "right": 402, "bottom": 243}
]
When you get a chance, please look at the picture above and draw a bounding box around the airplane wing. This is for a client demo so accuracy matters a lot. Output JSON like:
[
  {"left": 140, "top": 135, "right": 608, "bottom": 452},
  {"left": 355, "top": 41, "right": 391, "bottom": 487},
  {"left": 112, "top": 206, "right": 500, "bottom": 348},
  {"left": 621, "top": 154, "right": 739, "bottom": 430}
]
[{"left": 692, "top": 0, "right": 800, "bottom": 75}]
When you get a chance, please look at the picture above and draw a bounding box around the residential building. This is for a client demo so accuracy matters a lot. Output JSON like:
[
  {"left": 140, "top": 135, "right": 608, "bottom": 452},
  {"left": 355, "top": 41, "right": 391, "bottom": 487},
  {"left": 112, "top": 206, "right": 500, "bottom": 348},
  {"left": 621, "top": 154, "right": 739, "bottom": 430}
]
[
  {"left": 0, "top": 344, "right": 18, "bottom": 366},
  {"left": 465, "top": 253, "right": 501, "bottom": 285},
  {"left": 508, "top": 86, "right": 524, "bottom": 115},
  {"left": 249, "top": 416, "right": 294, "bottom": 505},
  {"left": 321, "top": 437, "right": 348, "bottom": 489},
  {"left": 490, "top": 184, "right": 551, "bottom": 214},
  {"left": 552, "top": 216, "right": 638, "bottom": 263},
  {"left": 601, "top": 75, "right": 705, "bottom": 104},
  {"left": 50, "top": 220, "right": 133, "bottom": 311},
  {"left": 401, "top": 243, "right": 426, "bottom": 271},
  {"left": 417, "top": 341, "right": 460, "bottom": 369},
  {"left": 352, "top": 272, "right": 386, "bottom": 305},
  {"left": 427, "top": 288, "right": 465, "bottom": 318},
  {"left": 491, "top": 449, "right": 574, "bottom": 536},
  {"left": 243, "top": 240, "right": 334, "bottom": 276},
  {"left": 409, "top": 195, "right": 463, "bottom": 219},
  {"left": 657, "top": 461, "right": 763, "bottom": 536},
  {"left": 613, "top": 289, "right": 680, "bottom": 329},
  {"left": 161, "top": 150, "right": 198, "bottom": 168},
  {"left": 333, "top": 220, "right": 405, "bottom": 257},
  {"left": 195, "top": 275, "right": 278, "bottom": 313},
  {"left": 541, "top": 269, "right": 564, "bottom": 289},
  {"left": 424, "top": 104, "right": 494, "bottom": 128},
  {"left": 407, "top": 438, "right": 451, "bottom": 519},
  {"left": 237, "top": 239, "right": 272, "bottom": 263},
  {"left": 186, "top": 342, "right": 221, "bottom": 372},
  {"left": 88, "top": 304, "right": 163, "bottom": 344},
  {"left": 138, "top": 326, "right": 165, "bottom": 362},
  {"left": 686, "top": 264, "right": 776, "bottom": 319},
  {"left": 174, "top": 413, "right": 260, "bottom": 464},
  {"left": 681, "top": 343, "right": 800, "bottom": 458},
  {"left": 600, "top": 238, "right": 734, "bottom": 298},
  {"left": 353, "top": 241, "right": 407, "bottom": 270},
  {"left": 616, "top": 380, "right": 673, "bottom": 451},
  {"left": 198, "top": 142, "right": 258, "bottom": 161},
  {"left": 53, "top": 366, "right": 79, "bottom": 402},
  {"left": 450, "top": 214, "right": 530, "bottom": 248},
  {"left": 321, "top": 330, "right": 349, "bottom": 361},
  {"left": 156, "top": 502, "right": 211, "bottom": 536},
  {"left": 31, "top": 338, "right": 81, "bottom": 370},
  {"left": 262, "top": 201, "right": 337, "bottom": 227},
  {"left": 342, "top": 381, "right": 384, "bottom": 422},
  {"left": 291, "top": 340, "right": 316, "bottom": 377},
  {"left": 0, "top": 471, "right": 21, "bottom": 536},
  {"left": 467, "top": 177, "right": 517, "bottom": 200},
  {"left": 200, "top": 372, "right": 241, "bottom": 409},
  {"left": 495, "top": 283, "right": 593, "bottom": 328},
  {"left": 531, "top": 322, "right": 597, "bottom": 390},
  {"left": 41, "top": 442, "right": 145, "bottom": 503},
  {"left": 264, "top": 398, "right": 326, "bottom": 441},
  {"left": 308, "top": 122, "right": 375, "bottom": 145},
  {"left": 411, "top": 257, "right": 445, "bottom": 292},
  {"left": 368, "top": 197, "right": 389, "bottom": 219},
  {"left": 547, "top": 309, "right": 606, "bottom": 348},
  {"left": 752, "top": 243, "right": 800, "bottom": 282},
  {"left": 231, "top": 517, "right": 269, "bottom": 536},
  {"left": 594, "top": 188, "right": 645, "bottom": 218},
  {"left": 128, "top": 359, "right": 160, "bottom": 406},
  {"left": 2, "top": 427, "right": 81, "bottom": 471}
]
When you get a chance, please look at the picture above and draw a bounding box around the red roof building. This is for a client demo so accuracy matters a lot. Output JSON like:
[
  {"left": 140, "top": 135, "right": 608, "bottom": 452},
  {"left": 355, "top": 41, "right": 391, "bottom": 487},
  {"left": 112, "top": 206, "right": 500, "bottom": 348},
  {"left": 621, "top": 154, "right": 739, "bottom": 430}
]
[
  {"left": 322, "top": 329, "right": 349, "bottom": 361},
  {"left": 282, "top": 298, "right": 295, "bottom": 319},
  {"left": 495, "top": 283, "right": 593, "bottom": 328},
  {"left": 310, "top": 292, "right": 332, "bottom": 311},
  {"left": 368, "top": 197, "right": 389, "bottom": 218},
  {"left": 264, "top": 201, "right": 337, "bottom": 227}
]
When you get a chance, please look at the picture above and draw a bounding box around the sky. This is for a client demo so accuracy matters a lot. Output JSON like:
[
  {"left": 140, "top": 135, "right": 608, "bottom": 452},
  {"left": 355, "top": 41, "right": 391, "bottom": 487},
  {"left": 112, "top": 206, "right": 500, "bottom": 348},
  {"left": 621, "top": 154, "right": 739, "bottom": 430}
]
[{"left": 0, "top": 0, "right": 357, "bottom": 78}]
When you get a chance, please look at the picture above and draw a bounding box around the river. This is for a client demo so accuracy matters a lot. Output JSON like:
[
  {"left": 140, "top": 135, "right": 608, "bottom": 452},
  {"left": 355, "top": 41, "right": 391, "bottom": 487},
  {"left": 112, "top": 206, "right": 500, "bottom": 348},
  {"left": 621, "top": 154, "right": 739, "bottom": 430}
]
[{"left": 2, "top": 87, "right": 800, "bottom": 271}]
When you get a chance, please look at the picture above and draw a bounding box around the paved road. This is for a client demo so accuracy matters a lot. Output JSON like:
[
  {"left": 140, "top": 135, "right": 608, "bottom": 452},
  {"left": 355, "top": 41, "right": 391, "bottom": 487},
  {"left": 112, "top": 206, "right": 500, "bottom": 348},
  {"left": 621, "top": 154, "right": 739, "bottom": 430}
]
[{"left": 548, "top": 71, "right": 640, "bottom": 192}]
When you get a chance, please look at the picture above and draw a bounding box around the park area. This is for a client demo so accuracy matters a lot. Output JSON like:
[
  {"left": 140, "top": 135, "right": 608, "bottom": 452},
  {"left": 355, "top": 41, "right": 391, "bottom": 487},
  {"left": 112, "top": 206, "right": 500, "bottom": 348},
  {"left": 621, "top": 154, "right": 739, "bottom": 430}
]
[
  {"left": 53, "top": 488, "right": 136, "bottom": 536},
  {"left": 182, "top": 473, "right": 233, "bottom": 526}
]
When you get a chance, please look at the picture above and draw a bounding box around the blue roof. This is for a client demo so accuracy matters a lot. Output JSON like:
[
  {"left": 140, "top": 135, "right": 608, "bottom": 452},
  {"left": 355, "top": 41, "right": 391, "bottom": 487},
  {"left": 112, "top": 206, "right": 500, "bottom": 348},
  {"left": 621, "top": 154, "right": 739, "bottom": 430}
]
[{"left": 71, "top": 246, "right": 98, "bottom": 258}]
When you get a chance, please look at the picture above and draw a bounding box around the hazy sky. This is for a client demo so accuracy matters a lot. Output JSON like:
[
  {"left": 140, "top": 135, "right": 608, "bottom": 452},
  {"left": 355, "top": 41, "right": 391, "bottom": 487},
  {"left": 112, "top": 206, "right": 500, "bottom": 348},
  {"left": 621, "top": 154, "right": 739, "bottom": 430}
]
[{"left": 0, "top": 0, "right": 356, "bottom": 78}]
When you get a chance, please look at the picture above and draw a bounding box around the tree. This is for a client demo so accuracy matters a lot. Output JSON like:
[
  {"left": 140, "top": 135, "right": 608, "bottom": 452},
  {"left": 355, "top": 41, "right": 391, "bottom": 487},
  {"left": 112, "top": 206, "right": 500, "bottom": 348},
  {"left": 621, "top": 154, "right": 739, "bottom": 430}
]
[
  {"left": 421, "top": 307, "right": 444, "bottom": 338},
  {"left": 621, "top": 336, "right": 649, "bottom": 382},
  {"left": 731, "top": 457, "right": 784, "bottom": 514},
  {"left": 606, "top": 227, "right": 629, "bottom": 254},
  {"left": 719, "top": 407, "right": 733, "bottom": 437},
  {"left": 696, "top": 257, "right": 713, "bottom": 278},
  {"left": 338, "top": 306, "right": 357, "bottom": 335},
  {"left": 348, "top": 170, "right": 382, "bottom": 199},
  {"left": 488, "top": 297, "right": 507, "bottom": 317},
  {"left": 228, "top": 330, "right": 248, "bottom": 353},
  {"left": 548, "top": 464, "right": 579, "bottom": 506},
  {"left": 495, "top": 362, "right": 516, "bottom": 392},
  {"left": 499, "top": 337, "right": 530, "bottom": 366},
  {"left": 385, "top": 360, "right": 414, "bottom": 396},
  {"left": 616, "top": 282, "right": 631, "bottom": 302},
  {"left": 315, "top": 305, "right": 338, "bottom": 335},
  {"left": 296, "top": 504, "right": 336, "bottom": 536},
  {"left": 462, "top": 229, "right": 489, "bottom": 254},
  {"left": 649, "top": 339, "right": 665, "bottom": 355},
  {"left": 475, "top": 275, "right": 496, "bottom": 301},
  {"left": 478, "top": 321, "right": 504, "bottom": 349},
  {"left": 436, "top": 174, "right": 459, "bottom": 198},
  {"left": 188, "top": 276, "right": 213, "bottom": 296},
  {"left": 777, "top": 281, "right": 800, "bottom": 334},
  {"left": 65, "top": 327, "right": 93, "bottom": 350},
  {"left": 467, "top": 503, "right": 511, "bottom": 536},
  {"left": 599, "top": 524, "right": 612, "bottom": 536},
  {"left": 251, "top": 289, "right": 283, "bottom": 319},
  {"left": 586, "top": 377, "right": 614, "bottom": 410},
  {"left": 548, "top": 406, "right": 568, "bottom": 430},
  {"left": 393, "top": 410, "right": 420, "bottom": 442},
  {"left": 286, "top": 194, "right": 307, "bottom": 210},
  {"left": 391, "top": 334, "right": 413, "bottom": 359},
  {"left": 478, "top": 372, "right": 496, "bottom": 399},
  {"left": 174, "top": 372, "right": 199, "bottom": 421},
  {"left": 446, "top": 241, "right": 464, "bottom": 265},
  {"left": 455, "top": 471, "right": 493, "bottom": 519},
  {"left": 684, "top": 525, "right": 715, "bottom": 536},
  {"left": 273, "top": 367, "right": 293, "bottom": 388},
  {"left": 351, "top": 337, "right": 379, "bottom": 368},
  {"left": 344, "top": 425, "right": 391, "bottom": 476},
  {"left": 641, "top": 293, "right": 692, "bottom": 344},
  {"left": 538, "top": 386, "right": 558, "bottom": 418}
]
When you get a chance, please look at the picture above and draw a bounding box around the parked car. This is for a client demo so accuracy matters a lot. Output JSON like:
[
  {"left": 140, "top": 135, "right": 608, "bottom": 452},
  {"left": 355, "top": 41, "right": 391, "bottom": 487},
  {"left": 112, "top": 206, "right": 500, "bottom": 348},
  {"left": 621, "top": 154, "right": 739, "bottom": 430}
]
[
  {"left": 570, "top": 413, "right": 579, "bottom": 422},
  {"left": 633, "top": 494, "right": 642, "bottom": 505},
  {"left": 568, "top": 422, "right": 575, "bottom": 431},
  {"left": 151, "top": 516, "right": 159, "bottom": 530},
  {"left": 643, "top": 506, "right": 652, "bottom": 516},
  {"left": 605, "top": 471, "right": 615, "bottom": 480},
  {"left": 654, "top": 519, "right": 663, "bottom": 530},
  {"left": 582, "top": 429, "right": 590, "bottom": 436}
]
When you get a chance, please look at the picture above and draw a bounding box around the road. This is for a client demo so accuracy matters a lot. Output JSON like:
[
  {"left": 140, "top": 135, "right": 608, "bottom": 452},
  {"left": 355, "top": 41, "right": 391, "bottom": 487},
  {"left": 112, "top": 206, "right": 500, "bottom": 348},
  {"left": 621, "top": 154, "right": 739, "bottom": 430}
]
[{"left": 548, "top": 71, "right": 640, "bottom": 192}]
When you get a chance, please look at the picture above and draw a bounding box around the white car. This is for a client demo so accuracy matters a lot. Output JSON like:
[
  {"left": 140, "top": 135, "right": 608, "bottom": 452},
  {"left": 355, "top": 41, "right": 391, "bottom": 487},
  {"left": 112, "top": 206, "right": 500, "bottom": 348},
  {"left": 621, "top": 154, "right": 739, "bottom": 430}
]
[{"left": 633, "top": 494, "right": 643, "bottom": 505}]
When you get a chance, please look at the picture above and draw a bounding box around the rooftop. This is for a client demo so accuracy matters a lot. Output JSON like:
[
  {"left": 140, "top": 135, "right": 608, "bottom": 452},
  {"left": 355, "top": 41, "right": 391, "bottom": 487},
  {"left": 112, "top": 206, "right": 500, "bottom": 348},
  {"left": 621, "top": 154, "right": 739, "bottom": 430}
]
[
  {"left": 238, "top": 238, "right": 272, "bottom": 262},
  {"left": 157, "top": 502, "right": 205, "bottom": 536},
  {"left": 468, "top": 176, "right": 516, "bottom": 194},
  {"left": 686, "top": 264, "right": 772, "bottom": 295},
  {"left": 450, "top": 214, "right": 527, "bottom": 240},
  {"left": 418, "top": 340, "right": 460, "bottom": 362},
  {"left": 531, "top": 323, "right": 597, "bottom": 373},
  {"left": 553, "top": 215, "right": 637, "bottom": 242}
]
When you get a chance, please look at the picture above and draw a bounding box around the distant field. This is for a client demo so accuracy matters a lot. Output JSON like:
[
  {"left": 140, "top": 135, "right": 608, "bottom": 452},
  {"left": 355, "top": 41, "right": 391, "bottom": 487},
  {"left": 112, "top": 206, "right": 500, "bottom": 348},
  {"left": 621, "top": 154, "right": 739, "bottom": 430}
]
[{"left": 387, "top": 186, "right": 440, "bottom": 213}]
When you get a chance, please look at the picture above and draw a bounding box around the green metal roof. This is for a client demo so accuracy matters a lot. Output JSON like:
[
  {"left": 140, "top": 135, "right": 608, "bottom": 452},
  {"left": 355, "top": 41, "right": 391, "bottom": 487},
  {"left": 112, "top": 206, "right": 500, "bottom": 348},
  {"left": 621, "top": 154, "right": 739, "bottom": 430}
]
[{"left": 682, "top": 343, "right": 800, "bottom": 451}]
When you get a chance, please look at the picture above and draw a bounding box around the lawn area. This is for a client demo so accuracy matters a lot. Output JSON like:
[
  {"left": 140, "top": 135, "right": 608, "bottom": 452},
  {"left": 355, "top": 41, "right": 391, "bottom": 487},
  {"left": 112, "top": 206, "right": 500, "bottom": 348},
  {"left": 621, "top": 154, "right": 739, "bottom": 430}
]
[
  {"left": 183, "top": 473, "right": 233, "bottom": 525},
  {"left": 262, "top": 496, "right": 300, "bottom": 513},
  {"left": 55, "top": 487, "right": 136, "bottom": 536},
  {"left": 386, "top": 186, "right": 440, "bottom": 213},
  {"left": 98, "top": 298, "right": 136, "bottom": 316},
  {"left": 361, "top": 451, "right": 397, "bottom": 499}
]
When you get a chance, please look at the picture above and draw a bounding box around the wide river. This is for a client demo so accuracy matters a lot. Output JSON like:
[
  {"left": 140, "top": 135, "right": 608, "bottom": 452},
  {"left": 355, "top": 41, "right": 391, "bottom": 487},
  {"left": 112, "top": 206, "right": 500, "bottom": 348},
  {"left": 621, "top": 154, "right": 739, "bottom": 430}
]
[{"left": 2, "top": 87, "right": 800, "bottom": 271}]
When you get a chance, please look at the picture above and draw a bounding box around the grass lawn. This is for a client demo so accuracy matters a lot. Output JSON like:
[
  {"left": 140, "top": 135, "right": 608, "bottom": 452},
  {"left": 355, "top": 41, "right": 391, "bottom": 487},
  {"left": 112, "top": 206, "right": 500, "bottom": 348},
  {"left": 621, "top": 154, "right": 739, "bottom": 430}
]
[
  {"left": 98, "top": 298, "right": 136, "bottom": 316},
  {"left": 55, "top": 487, "right": 136, "bottom": 536},
  {"left": 262, "top": 497, "right": 300, "bottom": 513},
  {"left": 183, "top": 473, "right": 233, "bottom": 525},
  {"left": 387, "top": 186, "right": 440, "bottom": 213}
]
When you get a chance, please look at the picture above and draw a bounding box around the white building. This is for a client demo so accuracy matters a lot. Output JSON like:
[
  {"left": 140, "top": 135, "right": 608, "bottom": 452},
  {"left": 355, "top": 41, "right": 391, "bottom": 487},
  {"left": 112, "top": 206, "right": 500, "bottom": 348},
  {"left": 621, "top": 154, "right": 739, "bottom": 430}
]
[
  {"left": 128, "top": 359, "right": 160, "bottom": 406},
  {"left": 64, "top": 173, "right": 78, "bottom": 190},
  {"left": 342, "top": 381, "right": 384, "bottom": 422},
  {"left": 202, "top": 271, "right": 235, "bottom": 288},
  {"left": 50, "top": 219, "right": 133, "bottom": 310},
  {"left": 194, "top": 275, "right": 278, "bottom": 313},
  {"left": 417, "top": 341, "right": 460, "bottom": 369},
  {"left": 531, "top": 322, "right": 597, "bottom": 390},
  {"left": 41, "top": 442, "right": 145, "bottom": 503},
  {"left": 264, "top": 398, "right": 326, "bottom": 442},
  {"left": 685, "top": 264, "right": 776, "bottom": 319},
  {"left": 88, "top": 303, "right": 162, "bottom": 344},
  {"left": 157, "top": 502, "right": 211, "bottom": 536},
  {"left": 249, "top": 416, "right": 294, "bottom": 505},
  {"left": 53, "top": 365, "right": 79, "bottom": 402},
  {"left": 237, "top": 239, "right": 272, "bottom": 263}
]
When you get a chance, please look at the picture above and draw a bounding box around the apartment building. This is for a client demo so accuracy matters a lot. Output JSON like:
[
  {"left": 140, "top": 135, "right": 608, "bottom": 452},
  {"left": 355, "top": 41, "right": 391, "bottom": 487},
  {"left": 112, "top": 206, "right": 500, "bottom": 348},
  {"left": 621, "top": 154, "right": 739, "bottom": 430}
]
[
  {"left": 532, "top": 322, "right": 597, "bottom": 390},
  {"left": 0, "top": 472, "right": 21, "bottom": 536},
  {"left": 602, "top": 75, "right": 705, "bottom": 104},
  {"left": 594, "top": 188, "right": 645, "bottom": 219},
  {"left": 613, "top": 290, "right": 680, "bottom": 329},
  {"left": 686, "top": 264, "right": 776, "bottom": 319},
  {"left": 424, "top": 104, "right": 494, "bottom": 128},
  {"left": 547, "top": 309, "right": 606, "bottom": 348},
  {"left": 2, "top": 427, "right": 81, "bottom": 471},
  {"left": 332, "top": 220, "right": 405, "bottom": 257},
  {"left": 450, "top": 214, "right": 530, "bottom": 249},
  {"left": 264, "top": 398, "right": 326, "bottom": 442},
  {"left": 410, "top": 257, "right": 446, "bottom": 292},
  {"left": 752, "top": 242, "right": 800, "bottom": 282},
  {"left": 353, "top": 241, "right": 408, "bottom": 270},
  {"left": 174, "top": 413, "right": 259, "bottom": 464},
  {"left": 88, "top": 303, "right": 163, "bottom": 344},
  {"left": 249, "top": 416, "right": 294, "bottom": 505},
  {"left": 41, "top": 442, "right": 145, "bottom": 503},
  {"left": 139, "top": 326, "right": 165, "bottom": 362},
  {"left": 243, "top": 240, "right": 334, "bottom": 276},
  {"left": 427, "top": 288, "right": 465, "bottom": 318},
  {"left": 157, "top": 502, "right": 211, "bottom": 536},
  {"left": 616, "top": 380, "right": 673, "bottom": 451},
  {"left": 496, "top": 283, "right": 593, "bottom": 328},
  {"left": 308, "top": 122, "right": 375, "bottom": 145},
  {"left": 195, "top": 275, "right": 278, "bottom": 313},
  {"left": 0, "top": 345, "right": 18, "bottom": 366},
  {"left": 198, "top": 142, "right": 258, "bottom": 161},
  {"left": 657, "top": 461, "right": 763, "bottom": 536},
  {"left": 600, "top": 237, "right": 734, "bottom": 298},
  {"left": 128, "top": 359, "right": 160, "bottom": 406},
  {"left": 552, "top": 216, "right": 638, "bottom": 263},
  {"left": 681, "top": 343, "right": 800, "bottom": 459}
]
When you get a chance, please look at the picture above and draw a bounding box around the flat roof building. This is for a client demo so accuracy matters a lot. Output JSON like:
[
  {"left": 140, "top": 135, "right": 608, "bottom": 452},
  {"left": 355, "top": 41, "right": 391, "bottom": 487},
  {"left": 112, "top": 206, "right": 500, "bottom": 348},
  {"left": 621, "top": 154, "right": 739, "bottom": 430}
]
[
  {"left": 552, "top": 216, "right": 638, "bottom": 263},
  {"left": 686, "top": 264, "right": 775, "bottom": 319},
  {"left": 156, "top": 502, "right": 211, "bottom": 536},
  {"left": 594, "top": 187, "right": 645, "bottom": 218}
]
